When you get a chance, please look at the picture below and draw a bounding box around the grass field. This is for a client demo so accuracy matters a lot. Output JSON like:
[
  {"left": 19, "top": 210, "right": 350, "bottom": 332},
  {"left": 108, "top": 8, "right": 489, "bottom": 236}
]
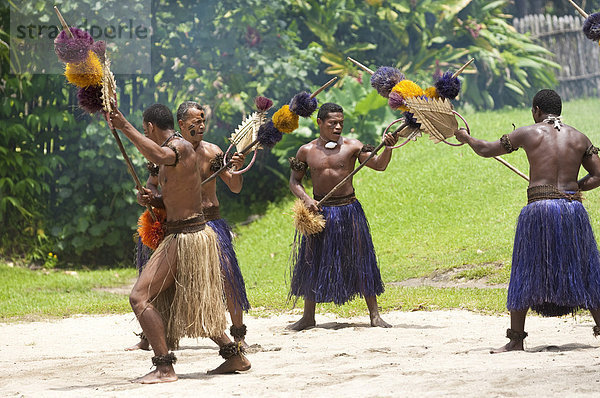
[{"left": 2, "top": 98, "right": 600, "bottom": 320}]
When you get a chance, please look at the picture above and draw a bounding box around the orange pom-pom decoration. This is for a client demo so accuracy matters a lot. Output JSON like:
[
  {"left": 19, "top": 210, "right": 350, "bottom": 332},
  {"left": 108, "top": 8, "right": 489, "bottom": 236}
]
[
  {"left": 137, "top": 208, "right": 166, "bottom": 250},
  {"left": 424, "top": 86, "right": 440, "bottom": 99},
  {"left": 272, "top": 105, "right": 299, "bottom": 133}
]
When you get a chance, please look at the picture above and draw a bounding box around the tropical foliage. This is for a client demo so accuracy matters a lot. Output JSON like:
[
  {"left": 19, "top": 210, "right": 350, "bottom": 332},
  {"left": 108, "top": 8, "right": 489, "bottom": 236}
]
[{"left": 0, "top": 0, "right": 570, "bottom": 265}]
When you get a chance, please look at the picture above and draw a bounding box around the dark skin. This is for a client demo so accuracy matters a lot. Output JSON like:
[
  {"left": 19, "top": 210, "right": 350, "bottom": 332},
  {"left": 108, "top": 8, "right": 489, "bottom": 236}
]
[
  {"left": 131, "top": 107, "right": 250, "bottom": 374},
  {"left": 288, "top": 111, "right": 398, "bottom": 331},
  {"left": 110, "top": 108, "right": 201, "bottom": 384},
  {"left": 455, "top": 105, "right": 600, "bottom": 353}
]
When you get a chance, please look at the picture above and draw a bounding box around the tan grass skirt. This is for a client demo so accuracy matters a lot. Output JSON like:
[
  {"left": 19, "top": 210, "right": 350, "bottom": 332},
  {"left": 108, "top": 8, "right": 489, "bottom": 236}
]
[{"left": 150, "top": 226, "right": 227, "bottom": 349}]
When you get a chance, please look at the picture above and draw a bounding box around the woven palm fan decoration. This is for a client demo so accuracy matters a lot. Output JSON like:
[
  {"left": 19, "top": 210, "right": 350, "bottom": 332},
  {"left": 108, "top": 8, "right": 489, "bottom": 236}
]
[
  {"left": 404, "top": 96, "right": 458, "bottom": 144},
  {"left": 349, "top": 56, "right": 528, "bottom": 180},
  {"left": 202, "top": 77, "right": 338, "bottom": 185},
  {"left": 222, "top": 100, "right": 271, "bottom": 175},
  {"left": 567, "top": 0, "right": 600, "bottom": 45},
  {"left": 53, "top": 7, "right": 164, "bottom": 247}
]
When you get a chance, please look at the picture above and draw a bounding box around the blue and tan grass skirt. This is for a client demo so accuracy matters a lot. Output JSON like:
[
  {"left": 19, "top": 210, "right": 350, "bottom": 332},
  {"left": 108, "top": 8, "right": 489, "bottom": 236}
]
[
  {"left": 507, "top": 198, "right": 600, "bottom": 316},
  {"left": 290, "top": 198, "right": 384, "bottom": 305},
  {"left": 207, "top": 218, "right": 250, "bottom": 312}
]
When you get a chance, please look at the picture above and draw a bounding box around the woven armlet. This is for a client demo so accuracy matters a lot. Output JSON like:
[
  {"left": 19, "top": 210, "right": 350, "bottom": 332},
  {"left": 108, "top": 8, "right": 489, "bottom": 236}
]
[
  {"left": 289, "top": 157, "right": 308, "bottom": 172},
  {"left": 361, "top": 144, "right": 375, "bottom": 153},
  {"left": 146, "top": 161, "right": 159, "bottom": 176},
  {"left": 500, "top": 134, "right": 517, "bottom": 153},
  {"left": 584, "top": 145, "right": 599, "bottom": 159}
]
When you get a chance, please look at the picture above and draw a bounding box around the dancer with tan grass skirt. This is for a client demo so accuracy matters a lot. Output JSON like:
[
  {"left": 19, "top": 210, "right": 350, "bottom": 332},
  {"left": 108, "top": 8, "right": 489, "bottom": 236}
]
[{"left": 110, "top": 104, "right": 246, "bottom": 383}]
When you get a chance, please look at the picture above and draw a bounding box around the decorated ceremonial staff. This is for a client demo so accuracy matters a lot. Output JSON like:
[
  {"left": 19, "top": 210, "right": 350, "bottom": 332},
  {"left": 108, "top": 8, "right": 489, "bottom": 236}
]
[
  {"left": 201, "top": 77, "right": 338, "bottom": 186},
  {"left": 567, "top": 0, "right": 600, "bottom": 45},
  {"left": 352, "top": 57, "right": 529, "bottom": 178},
  {"left": 293, "top": 57, "right": 496, "bottom": 235},
  {"left": 52, "top": 7, "right": 159, "bottom": 226}
]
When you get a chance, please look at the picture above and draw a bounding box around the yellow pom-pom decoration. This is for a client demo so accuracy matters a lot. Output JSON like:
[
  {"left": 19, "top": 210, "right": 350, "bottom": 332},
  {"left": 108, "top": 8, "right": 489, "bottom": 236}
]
[
  {"left": 424, "top": 86, "right": 439, "bottom": 99},
  {"left": 272, "top": 105, "right": 299, "bottom": 134},
  {"left": 391, "top": 80, "right": 424, "bottom": 112},
  {"left": 65, "top": 50, "right": 103, "bottom": 88}
]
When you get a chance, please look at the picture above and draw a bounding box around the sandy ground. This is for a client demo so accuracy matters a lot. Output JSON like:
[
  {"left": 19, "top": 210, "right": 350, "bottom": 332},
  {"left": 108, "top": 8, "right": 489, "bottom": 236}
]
[{"left": 2, "top": 310, "right": 600, "bottom": 397}]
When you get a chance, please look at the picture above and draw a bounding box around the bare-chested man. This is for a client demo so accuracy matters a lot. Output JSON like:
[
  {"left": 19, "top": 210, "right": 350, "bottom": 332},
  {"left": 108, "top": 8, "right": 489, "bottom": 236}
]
[
  {"left": 454, "top": 89, "right": 600, "bottom": 352},
  {"left": 131, "top": 101, "right": 252, "bottom": 374},
  {"left": 110, "top": 104, "right": 246, "bottom": 383},
  {"left": 287, "top": 102, "right": 398, "bottom": 331}
]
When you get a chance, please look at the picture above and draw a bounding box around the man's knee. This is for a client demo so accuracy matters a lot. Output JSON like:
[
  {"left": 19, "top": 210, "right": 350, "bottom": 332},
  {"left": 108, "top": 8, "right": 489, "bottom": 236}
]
[{"left": 129, "top": 291, "right": 148, "bottom": 314}]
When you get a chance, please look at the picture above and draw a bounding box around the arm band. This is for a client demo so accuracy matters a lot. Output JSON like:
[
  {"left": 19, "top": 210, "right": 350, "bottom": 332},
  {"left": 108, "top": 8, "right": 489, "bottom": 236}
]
[
  {"left": 361, "top": 144, "right": 375, "bottom": 153},
  {"left": 584, "top": 144, "right": 599, "bottom": 159},
  {"left": 165, "top": 142, "right": 180, "bottom": 167},
  {"left": 289, "top": 157, "right": 308, "bottom": 172},
  {"left": 500, "top": 134, "right": 518, "bottom": 153}
]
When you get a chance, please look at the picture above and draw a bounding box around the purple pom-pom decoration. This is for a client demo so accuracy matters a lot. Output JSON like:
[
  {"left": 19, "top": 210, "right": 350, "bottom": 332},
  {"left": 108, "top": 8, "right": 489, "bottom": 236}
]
[
  {"left": 257, "top": 120, "right": 283, "bottom": 149},
  {"left": 255, "top": 96, "right": 273, "bottom": 112},
  {"left": 77, "top": 85, "right": 104, "bottom": 114},
  {"left": 434, "top": 71, "right": 461, "bottom": 100},
  {"left": 583, "top": 12, "right": 600, "bottom": 41},
  {"left": 289, "top": 91, "right": 318, "bottom": 118},
  {"left": 370, "top": 66, "right": 405, "bottom": 98},
  {"left": 54, "top": 27, "right": 94, "bottom": 64},
  {"left": 403, "top": 111, "right": 420, "bottom": 128},
  {"left": 91, "top": 41, "right": 106, "bottom": 60},
  {"left": 388, "top": 91, "right": 406, "bottom": 110}
]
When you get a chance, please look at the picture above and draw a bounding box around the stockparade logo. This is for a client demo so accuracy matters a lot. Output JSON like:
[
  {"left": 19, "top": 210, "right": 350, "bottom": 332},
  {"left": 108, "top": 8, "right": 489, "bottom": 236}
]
[{"left": 10, "top": 1, "right": 151, "bottom": 75}]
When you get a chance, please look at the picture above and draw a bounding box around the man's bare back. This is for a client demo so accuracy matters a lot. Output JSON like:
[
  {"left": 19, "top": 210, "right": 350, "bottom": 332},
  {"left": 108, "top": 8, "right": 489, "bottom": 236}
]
[
  {"left": 454, "top": 89, "right": 600, "bottom": 354},
  {"left": 509, "top": 122, "right": 591, "bottom": 191}
]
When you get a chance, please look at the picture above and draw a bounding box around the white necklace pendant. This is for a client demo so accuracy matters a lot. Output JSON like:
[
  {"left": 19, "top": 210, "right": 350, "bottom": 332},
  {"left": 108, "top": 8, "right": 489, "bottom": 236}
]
[{"left": 324, "top": 141, "right": 337, "bottom": 149}]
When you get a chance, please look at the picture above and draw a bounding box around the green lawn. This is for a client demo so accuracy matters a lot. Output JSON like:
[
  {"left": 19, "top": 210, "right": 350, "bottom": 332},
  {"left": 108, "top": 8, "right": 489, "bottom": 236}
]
[{"left": 2, "top": 98, "right": 600, "bottom": 320}]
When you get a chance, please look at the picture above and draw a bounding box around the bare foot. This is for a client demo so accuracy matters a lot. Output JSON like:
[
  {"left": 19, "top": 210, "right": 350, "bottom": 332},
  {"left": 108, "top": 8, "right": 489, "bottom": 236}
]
[
  {"left": 370, "top": 314, "right": 392, "bottom": 328},
  {"left": 286, "top": 316, "right": 316, "bottom": 331},
  {"left": 125, "top": 338, "right": 150, "bottom": 351},
  {"left": 133, "top": 366, "right": 178, "bottom": 384},
  {"left": 207, "top": 354, "right": 251, "bottom": 374},
  {"left": 490, "top": 340, "right": 524, "bottom": 354}
]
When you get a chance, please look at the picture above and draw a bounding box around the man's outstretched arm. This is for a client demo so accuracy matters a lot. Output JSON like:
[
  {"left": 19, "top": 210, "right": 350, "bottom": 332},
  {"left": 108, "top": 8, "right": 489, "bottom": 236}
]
[{"left": 454, "top": 128, "right": 511, "bottom": 158}]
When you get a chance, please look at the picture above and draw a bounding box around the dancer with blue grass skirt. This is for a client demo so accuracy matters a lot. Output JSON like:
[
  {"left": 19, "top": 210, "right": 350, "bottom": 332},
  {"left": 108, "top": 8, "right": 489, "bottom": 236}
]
[
  {"left": 455, "top": 89, "right": 600, "bottom": 352},
  {"left": 287, "top": 102, "right": 398, "bottom": 331}
]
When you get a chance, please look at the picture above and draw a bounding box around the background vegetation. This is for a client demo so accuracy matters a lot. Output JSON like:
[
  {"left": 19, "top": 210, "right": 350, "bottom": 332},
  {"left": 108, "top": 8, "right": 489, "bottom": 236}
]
[{"left": 0, "top": 0, "right": 598, "bottom": 267}]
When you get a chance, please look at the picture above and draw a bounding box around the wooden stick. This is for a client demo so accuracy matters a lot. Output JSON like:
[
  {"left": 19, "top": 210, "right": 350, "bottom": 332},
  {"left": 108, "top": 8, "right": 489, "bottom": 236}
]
[
  {"left": 109, "top": 127, "right": 157, "bottom": 221},
  {"left": 567, "top": 0, "right": 589, "bottom": 18},
  {"left": 53, "top": 6, "right": 74, "bottom": 38},
  {"left": 347, "top": 57, "right": 375, "bottom": 75},
  {"left": 202, "top": 79, "right": 338, "bottom": 186},
  {"left": 493, "top": 156, "right": 529, "bottom": 181},
  {"left": 317, "top": 122, "right": 408, "bottom": 206},
  {"left": 310, "top": 77, "right": 338, "bottom": 99},
  {"left": 451, "top": 58, "right": 475, "bottom": 79}
]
